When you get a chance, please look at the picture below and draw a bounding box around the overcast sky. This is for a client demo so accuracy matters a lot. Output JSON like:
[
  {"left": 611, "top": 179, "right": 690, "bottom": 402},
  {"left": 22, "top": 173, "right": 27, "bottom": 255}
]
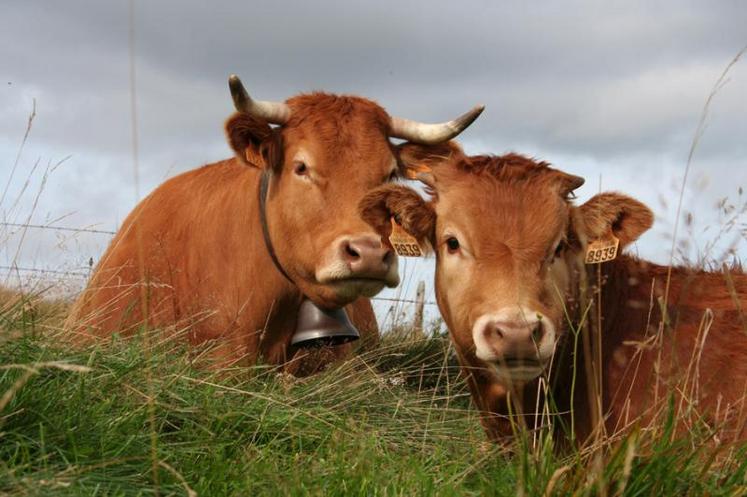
[{"left": 1, "top": 0, "right": 746, "bottom": 325}]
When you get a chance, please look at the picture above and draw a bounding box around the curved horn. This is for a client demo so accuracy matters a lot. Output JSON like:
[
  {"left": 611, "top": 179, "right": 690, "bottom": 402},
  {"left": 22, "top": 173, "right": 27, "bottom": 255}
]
[
  {"left": 390, "top": 105, "right": 485, "bottom": 144},
  {"left": 228, "top": 74, "right": 291, "bottom": 124}
]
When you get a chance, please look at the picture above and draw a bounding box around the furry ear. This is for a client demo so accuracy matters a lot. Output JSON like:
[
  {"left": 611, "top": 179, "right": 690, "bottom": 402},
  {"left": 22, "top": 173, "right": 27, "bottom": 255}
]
[
  {"left": 579, "top": 192, "right": 654, "bottom": 247},
  {"left": 359, "top": 184, "right": 436, "bottom": 248},
  {"left": 224, "top": 113, "right": 282, "bottom": 169},
  {"left": 397, "top": 141, "right": 465, "bottom": 185},
  {"left": 553, "top": 171, "right": 585, "bottom": 197}
]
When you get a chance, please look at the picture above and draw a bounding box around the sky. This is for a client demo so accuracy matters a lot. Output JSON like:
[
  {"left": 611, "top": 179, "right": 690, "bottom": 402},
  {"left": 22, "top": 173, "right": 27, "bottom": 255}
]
[{"left": 1, "top": 0, "right": 746, "bottom": 327}]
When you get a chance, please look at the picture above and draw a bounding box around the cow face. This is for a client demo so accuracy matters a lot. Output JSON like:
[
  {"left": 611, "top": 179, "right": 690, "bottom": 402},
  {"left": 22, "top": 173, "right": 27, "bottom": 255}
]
[
  {"left": 225, "top": 86, "right": 483, "bottom": 309},
  {"left": 360, "top": 147, "right": 654, "bottom": 383},
  {"left": 225, "top": 99, "right": 397, "bottom": 308}
]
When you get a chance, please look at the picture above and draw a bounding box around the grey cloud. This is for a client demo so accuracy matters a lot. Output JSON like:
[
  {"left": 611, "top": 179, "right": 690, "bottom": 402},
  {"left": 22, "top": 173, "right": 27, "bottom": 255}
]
[{"left": 4, "top": 0, "right": 746, "bottom": 163}]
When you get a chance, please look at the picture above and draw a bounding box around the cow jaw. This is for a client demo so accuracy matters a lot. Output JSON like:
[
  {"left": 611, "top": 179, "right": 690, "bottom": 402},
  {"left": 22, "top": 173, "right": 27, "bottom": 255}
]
[
  {"left": 328, "top": 277, "right": 395, "bottom": 299},
  {"left": 298, "top": 277, "right": 394, "bottom": 310},
  {"left": 489, "top": 362, "right": 547, "bottom": 383}
]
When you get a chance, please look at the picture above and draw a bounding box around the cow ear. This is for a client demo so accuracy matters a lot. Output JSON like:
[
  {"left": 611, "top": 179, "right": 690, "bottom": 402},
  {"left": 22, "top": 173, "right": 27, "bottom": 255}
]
[
  {"left": 225, "top": 113, "right": 281, "bottom": 170},
  {"left": 359, "top": 184, "right": 436, "bottom": 248},
  {"left": 579, "top": 192, "right": 654, "bottom": 247},
  {"left": 397, "top": 141, "right": 464, "bottom": 184}
]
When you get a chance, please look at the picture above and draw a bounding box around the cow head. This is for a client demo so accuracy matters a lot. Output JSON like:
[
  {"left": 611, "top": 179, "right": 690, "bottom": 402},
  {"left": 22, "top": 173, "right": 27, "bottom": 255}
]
[
  {"left": 225, "top": 76, "right": 484, "bottom": 309},
  {"left": 360, "top": 146, "right": 654, "bottom": 383}
]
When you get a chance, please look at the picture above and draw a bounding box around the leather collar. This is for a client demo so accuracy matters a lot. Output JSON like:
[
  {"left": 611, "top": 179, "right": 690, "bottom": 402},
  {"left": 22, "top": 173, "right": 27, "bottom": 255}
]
[{"left": 258, "top": 170, "right": 294, "bottom": 284}]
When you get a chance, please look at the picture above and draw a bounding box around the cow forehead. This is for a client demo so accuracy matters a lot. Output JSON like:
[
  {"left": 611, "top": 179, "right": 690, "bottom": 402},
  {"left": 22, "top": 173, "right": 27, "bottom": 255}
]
[
  {"left": 282, "top": 93, "right": 395, "bottom": 174},
  {"left": 436, "top": 176, "right": 570, "bottom": 252},
  {"left": 286, "top": 92, "right": 390, "bottom": 121}
]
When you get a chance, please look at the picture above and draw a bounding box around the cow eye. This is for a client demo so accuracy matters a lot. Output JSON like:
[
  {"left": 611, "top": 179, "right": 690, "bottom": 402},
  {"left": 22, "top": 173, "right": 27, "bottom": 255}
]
[
  {"left": 446, "top": 237, "right": 460, "bottom": 253},
  {"left": 294, "top": 162, "right": 308, "bottom": 176}
]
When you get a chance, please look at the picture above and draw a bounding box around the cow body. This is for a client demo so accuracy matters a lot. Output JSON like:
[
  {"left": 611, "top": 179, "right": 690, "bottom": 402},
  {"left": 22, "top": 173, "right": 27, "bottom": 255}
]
[
  {"left": 592, "top": 257, "right": 747, "bottom": 440},
  {"left": 65, "top": 83, "right": 484, "bottom": 372},
  {"left": 361, "top": 146, "right": 747, "bottom": 443},
  {"left": 67, "top": 159, "right": 377, "bottom": 368},
  {"left": 456, "top": 255, "right": 747, "bottom": 444}
]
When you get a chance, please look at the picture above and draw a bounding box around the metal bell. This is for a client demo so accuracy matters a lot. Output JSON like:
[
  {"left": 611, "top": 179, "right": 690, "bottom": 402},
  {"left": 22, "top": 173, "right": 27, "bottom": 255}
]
[{"left": 291, "top": 299, "right": 360, "bottom": 347}]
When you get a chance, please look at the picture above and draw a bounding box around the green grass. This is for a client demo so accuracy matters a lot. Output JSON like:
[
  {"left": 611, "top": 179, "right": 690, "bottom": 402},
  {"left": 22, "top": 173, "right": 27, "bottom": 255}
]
[{"left": 1, "top": 291, "right": 746, "bottom": 496}]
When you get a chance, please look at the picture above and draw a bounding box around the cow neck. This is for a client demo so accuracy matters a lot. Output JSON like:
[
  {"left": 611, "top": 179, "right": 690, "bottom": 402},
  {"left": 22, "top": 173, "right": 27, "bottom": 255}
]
[{"left": 258, "top": 170, "right": 295, "bottom": 285}]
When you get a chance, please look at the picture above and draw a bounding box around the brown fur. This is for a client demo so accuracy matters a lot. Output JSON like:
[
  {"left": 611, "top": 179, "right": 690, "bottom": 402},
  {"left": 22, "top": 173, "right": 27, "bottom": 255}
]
[
  {"left": 359, "top": 184, "right": 436, "bottom": 247},
  {"left": 361, "top": 149, "right": 747, "bottom": 444},
  {"left": 64, "top": 91, "right": 439, "bottom": 372}
]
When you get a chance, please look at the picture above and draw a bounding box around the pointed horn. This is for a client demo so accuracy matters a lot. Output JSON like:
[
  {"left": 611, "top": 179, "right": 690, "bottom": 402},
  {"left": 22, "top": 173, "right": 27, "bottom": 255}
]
[
  {"left": 390, "top": 104, "right": 485, "bottom": 144},
  {"left": 228, "top": 74, "right": 291, "bottom": 124}
]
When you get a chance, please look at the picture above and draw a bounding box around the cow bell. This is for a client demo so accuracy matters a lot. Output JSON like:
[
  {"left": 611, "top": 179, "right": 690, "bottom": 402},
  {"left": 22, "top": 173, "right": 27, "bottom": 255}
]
[{"left": 291, "top": 299, "right": 360, "bottom": 347}]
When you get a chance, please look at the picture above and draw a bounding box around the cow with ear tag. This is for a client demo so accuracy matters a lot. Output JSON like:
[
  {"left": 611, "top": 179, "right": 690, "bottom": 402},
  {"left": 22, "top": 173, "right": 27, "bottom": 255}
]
[
  {"left": 65, "top": 76, "right": 484, "bottom": 374},
  {"left": 360, "top": 143, "right": 747, "bottom": 444}
]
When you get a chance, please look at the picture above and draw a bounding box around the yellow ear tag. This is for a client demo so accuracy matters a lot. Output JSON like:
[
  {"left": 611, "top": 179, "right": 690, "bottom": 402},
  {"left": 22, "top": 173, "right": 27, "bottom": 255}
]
[
  {"left": 404, "top": 163, "right": 432, "bottom": 180},
  {"left": 389, "top": 217, "right": 423, "bottom": 257},
  {"left": 584, "top": 233, "right": 620, "bottom": 264}
]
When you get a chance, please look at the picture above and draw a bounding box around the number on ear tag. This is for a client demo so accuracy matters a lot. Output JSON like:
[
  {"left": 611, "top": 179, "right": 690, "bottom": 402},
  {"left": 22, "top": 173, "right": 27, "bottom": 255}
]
[
  {"left": 584, "top": 234, "right": 620, "bottom": 264},
  {"left": 389, "top": 217, "right": 423, "bottom": 257}
]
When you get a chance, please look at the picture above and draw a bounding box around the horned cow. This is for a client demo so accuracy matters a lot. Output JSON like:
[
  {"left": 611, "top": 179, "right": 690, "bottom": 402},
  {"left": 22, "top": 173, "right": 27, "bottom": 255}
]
[
  {"left": 361, "top": 143, "right": 747, "bottom": 443},
  {"left": 65, "top": 77, "right": 483, "bottom": 373}
]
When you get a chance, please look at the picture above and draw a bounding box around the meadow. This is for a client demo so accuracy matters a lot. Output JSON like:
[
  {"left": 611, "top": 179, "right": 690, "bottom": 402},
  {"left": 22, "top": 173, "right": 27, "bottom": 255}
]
[{"left": 1, "top": 287, "right": 745, "bottom": 497}]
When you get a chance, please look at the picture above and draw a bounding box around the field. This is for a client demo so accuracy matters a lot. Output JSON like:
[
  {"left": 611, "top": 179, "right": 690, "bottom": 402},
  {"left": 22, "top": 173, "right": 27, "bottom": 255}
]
[{"left": 1, "top": 289, "right": 745, "bottom": 497}]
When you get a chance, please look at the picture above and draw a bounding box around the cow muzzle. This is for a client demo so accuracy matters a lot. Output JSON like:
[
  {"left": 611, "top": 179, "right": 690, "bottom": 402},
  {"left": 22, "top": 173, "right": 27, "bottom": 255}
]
[
  {"left": 472, "top": 307, "right": 557, "bottom": 382},
  {"left": 316, "top": 234, "right": 399, "bottom": 297}
]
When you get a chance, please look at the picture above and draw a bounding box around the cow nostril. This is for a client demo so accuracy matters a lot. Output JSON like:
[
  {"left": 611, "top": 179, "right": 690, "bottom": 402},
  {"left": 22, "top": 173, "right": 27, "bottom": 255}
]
[
  {"left": 493, "top": 325, "right": 505, "bottom": 339},
  {"left": 531, "top": 322, "right": 543, "bottom": 342},
  {"left": 345, "top": 244, "right": 360, "bottom": 260}
]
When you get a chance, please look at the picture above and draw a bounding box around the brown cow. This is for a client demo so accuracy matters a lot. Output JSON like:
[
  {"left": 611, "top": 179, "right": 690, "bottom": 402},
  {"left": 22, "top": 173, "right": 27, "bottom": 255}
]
[
  {"left": 361, "top": 143, "right": 747, "bottom": 444},
  {"left": 65, "top": 76, "right": 484, "bottom": 372}
]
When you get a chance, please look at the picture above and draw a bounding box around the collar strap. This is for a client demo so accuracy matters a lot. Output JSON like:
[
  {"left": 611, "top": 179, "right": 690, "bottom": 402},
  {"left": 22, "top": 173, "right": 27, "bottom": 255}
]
[{"left": 258, "top": 170, "right": 294, "bottom": 284}]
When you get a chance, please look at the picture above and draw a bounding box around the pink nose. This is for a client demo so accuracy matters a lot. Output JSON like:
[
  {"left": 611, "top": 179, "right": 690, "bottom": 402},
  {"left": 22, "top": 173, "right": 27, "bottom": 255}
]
[
  {"left": 475, "top": 317, "right": 546, "bottom": 362},
  {"left": 340, "top": 235, "right": 395, "bottom": 279}
]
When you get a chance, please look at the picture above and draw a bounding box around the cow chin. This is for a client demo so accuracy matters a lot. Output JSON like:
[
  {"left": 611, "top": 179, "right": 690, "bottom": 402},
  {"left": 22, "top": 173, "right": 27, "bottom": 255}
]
[
  {"left": 304, "top": 276, "right": 397, "bottom": 309},
  {"left": 489, "top": 361, "right": 548, "bottom": 383},
  {"left": 330, "top": 278, "right": 389, "bottom": 300},
  {"left": 314, "top": 260, "right": 400, "bottom": 306}
]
